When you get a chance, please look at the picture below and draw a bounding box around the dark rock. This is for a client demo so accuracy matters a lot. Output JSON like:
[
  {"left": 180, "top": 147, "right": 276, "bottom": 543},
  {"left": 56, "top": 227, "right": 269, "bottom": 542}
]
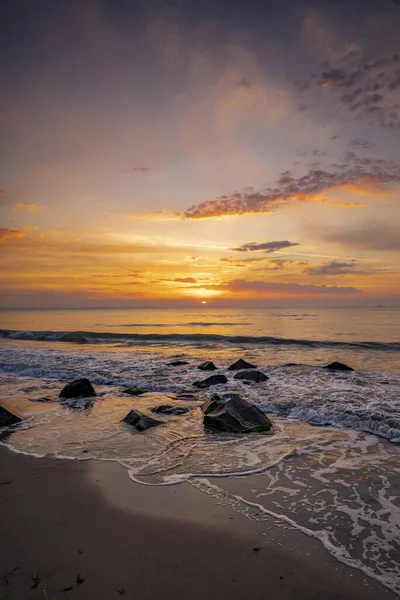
[
  {"left": 204, "top": 395, "right": 272, "bottom": 434},
  {"left": 151, "top": 405, "right": 189, "bottom": 416},
  {"left": 59, "top": 378, "right": 96, "bottom": 399},
  {"left": 228, "top": 359, "right": 257, "bottom": 371},
  {"left": 193, "top": 374, "right": 228, "bottom": 388},
  {"left": 233, "top": 370, "right": 269, "bottom": 382},
  {"left": 122, "top": 410, "right": 163, "bottom": 431},
  {"left": 201, "top": 394, "right": 223, "bottom": 415},
  {"left": 198, "top": 361, "right": 217, "bottom": 371},
  {"left": 170, "top": 360, "right": 189, "bottom": 366},
  {"left": 122, "top": 387, "right": 146, "bottom": 396},
  {"left": 0, "top": 404, "right": 21, "bottom": 427},
  {"left": 323, "top": 362, "right": 354, "bottom": 372}
]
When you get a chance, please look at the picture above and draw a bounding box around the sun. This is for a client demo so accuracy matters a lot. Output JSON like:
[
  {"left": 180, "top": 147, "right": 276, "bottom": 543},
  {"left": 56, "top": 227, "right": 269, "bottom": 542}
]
[{"left": 201, "top": 301, "right": 207, "bottom": 305}]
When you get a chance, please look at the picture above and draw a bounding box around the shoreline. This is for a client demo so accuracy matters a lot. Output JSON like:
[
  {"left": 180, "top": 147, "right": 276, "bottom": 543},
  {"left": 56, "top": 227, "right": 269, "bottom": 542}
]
[{"left": 1, "top": 444, "right": 397, "bottom": 599}]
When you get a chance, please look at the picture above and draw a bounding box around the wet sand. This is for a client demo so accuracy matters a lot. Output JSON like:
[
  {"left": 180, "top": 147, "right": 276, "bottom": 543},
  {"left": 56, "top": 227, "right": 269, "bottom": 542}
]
[{"left": 0, "top": 445, "right": 396, "bottom": 600}]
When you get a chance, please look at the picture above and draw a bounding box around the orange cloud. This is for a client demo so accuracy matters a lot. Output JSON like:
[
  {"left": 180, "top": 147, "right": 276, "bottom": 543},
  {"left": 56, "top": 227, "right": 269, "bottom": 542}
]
[{"left": 14, "top": 203, "right": 43, "bottom": 211}]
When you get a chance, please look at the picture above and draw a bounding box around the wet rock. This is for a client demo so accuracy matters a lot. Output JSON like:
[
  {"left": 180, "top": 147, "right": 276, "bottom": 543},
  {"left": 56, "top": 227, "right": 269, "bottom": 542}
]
[
  {"left": 198, "top": 361, "right": 217, "bottom": 371},
  {"left": 60, "top": 397, "right": 94, "bottom": 410},
  {"left": 0, "top": 404, "right": 21, "bottom": 427},
  {"left": 228, "top": 359, "right": 257, "bottom": 371},
  {"left": 122, "top": 387, "right": 147, "bottom": 396},
  {"left": 170, "top": 360, "right": 189, "bottom": 366},
  {"left": 204, "top": 395, "right": 271, "bottom": 434},
  {"left": 233, "top": 370, "right": 269, "bottom": 382},
  {"left": 59, "top": 378, "right": 96, "bottom": 399},
  {"left": 323, "top": 362, "right": 354, "bottom": 372},
  {"left": 193, "top": 374, "right": 228, "bottom": 388},
  {"left": 122, "top": 410, "right": 163, "bottom": 431},
  {"left": 151, "top": 405, "right": 189, "bottom": 416},
  {"left": 201, "top": 394, "right": 223, "bottom": 415}
]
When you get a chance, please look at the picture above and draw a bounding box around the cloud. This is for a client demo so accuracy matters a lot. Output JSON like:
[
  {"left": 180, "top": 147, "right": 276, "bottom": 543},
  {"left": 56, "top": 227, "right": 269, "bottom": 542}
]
[
  {"left": 0, "top": 188, "right": 4, "bottom": 196},
  {"left": 173, "top": 277, "right": 197, "bottom": 284},
  {"left": 183, "top": 153, "right": 399, "bottom": 218},
  {"left": 215, "top": 279, "right": 360, "bottom": 295},
  {"left": 304, "top": 260, "right": 367, "bottom": 276},
  {"left": 14, "top": 203, "right": 43, "bottom": 211},
  {"left": 124, "top": 167, "right": 149, "bottom": 173},
  {"left": 309, "top": 52, "right": 400, "bottom": 128},
  {"left": 0, "top": 227, "right": 26, "bottom": 242},
  {"left": 350, "top": 138, "right": 375, "bottom": 150},
  {"left": 231, "top": 240, "right": 299, "bottom": 253},
  {"left": 322, "top": 222, "right": 400, "bottom": 252}
]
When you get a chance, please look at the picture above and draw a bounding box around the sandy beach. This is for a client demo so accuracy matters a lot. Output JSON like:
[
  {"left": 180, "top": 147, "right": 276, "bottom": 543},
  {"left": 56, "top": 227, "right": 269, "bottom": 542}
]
[{"left": 0, "top": 444, "right": 396, "bottom": 600}]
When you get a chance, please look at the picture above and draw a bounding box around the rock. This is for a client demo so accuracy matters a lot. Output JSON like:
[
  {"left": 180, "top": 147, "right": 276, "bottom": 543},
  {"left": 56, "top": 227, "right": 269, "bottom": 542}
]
[
  {"left": 228, "top": 359, "right": 257, "bottom": 371},
  {"left": 198, "top": 361, "right": 217, "bottom": 371},
  {"left": 60, "top": 397, "right": 94, "bottom": 410},
  {"left": 0, "top": 404, "right": 21, "bottom": 427},
  {"left": 204, "top": 395, "right": 272, "bottom": 434},
  {"left": 59, "top": 378, "right": 96, "bottom": 399},
  {"left": 170, "top": 360, "right": 189, "bottom": 366},
  {"left": 122, "top": 387, "right": 146, "bottom": 396},
  {"left": 122, "top": 410, "right": 163, "bottom": 431},
  {"left": 233, "top": 370, "right": 269, "bottom": 382},
  {"left": 175, "top": 392, "right": 198, "bottom": 400},
  {"left": 193, "top": 374, "right": 228, "bottom": 388},
  {"left": 201, "top": 394, "right": 223, "bottom": 415},
  {"left": 151, "top": 405, "right": 189, "bottom": 416},
  {"left": 323, "top": 362, "right": 354, "bottom": 372}
]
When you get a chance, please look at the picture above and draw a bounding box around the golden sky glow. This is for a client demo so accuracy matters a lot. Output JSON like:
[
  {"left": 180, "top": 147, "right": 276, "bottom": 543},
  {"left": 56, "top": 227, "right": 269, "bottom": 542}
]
[{"left": 0, "top": 0, "right": 399, "bottom": 308}]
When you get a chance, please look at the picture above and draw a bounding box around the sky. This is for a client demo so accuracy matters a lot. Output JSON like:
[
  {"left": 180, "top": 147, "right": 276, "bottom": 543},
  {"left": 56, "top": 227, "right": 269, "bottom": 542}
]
[{"left": 0, "top": 0, "right": 399, "bottom": 308}]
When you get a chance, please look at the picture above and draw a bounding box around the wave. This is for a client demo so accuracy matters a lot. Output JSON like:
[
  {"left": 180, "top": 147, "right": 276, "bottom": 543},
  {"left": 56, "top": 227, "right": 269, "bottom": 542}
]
[{"left": 1, "top": 328, "right": 399, "bottom": 351}]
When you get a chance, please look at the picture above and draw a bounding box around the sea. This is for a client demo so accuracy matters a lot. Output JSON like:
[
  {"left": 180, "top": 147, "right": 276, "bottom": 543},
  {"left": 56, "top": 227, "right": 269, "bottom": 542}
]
[{"left": 0, "top": 307, "right": 399, "bottom": 595}]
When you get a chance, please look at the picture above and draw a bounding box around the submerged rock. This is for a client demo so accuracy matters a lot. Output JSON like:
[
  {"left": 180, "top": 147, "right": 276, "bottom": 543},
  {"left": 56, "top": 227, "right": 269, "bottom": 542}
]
[
  {"left": 323, "top": 362, "right": 354, "bottom": 372},
  {"left": 198, "top": 361, "right": 217, "bottom": 371},
  {"left": 201, "top": 394, "right": 223, "bottom": 415},
  {"left": 122, "top": 387, "right": 147, "bottom": 396},
  {"left": 122, "top": 410, "right": 163, "bottom": 432},
  {"left": 0, "top": 404, "right": 21, "bottom": 427},
  {"left": 193, "top": 374, "right": 228, "bottom": 388},
  {"left": 204, "top": 395, "right": 271, "bottom": 434},
  {"left": 170, "top": 360, "right": 189, "bottom": 366},
  {"left": 228, "top": 358, "right": 257, "bottom": 371},
  {"left": 233, "top": 370, "right": 269, "bottom": 382},
  {"left": 151, "top": 405, "right": 189, "bottom": 416},
  {"left": 59, "top": 378, "right": 96, "bottom": 399},
  {"left": 60, "top": 397, "right": 94, "bottom": 410}
]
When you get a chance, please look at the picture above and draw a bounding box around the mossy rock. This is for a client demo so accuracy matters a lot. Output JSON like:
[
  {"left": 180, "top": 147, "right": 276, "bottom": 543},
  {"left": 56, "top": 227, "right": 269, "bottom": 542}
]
[{"left": 122, "top": 387, "right": 147, "bottom": 396}]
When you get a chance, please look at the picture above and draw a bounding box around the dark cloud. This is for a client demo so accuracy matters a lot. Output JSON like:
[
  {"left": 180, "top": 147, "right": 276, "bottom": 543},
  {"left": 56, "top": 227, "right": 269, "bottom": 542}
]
[
  {"left": 231, "top": 240, "right": 299, "bottom": 253},
  {"left": 215, "top": 279, "right": 360, "bottom": 295},
  {"left": 309, "top": 52, "right": 400, "bottom": 128},
  {"left": 304, "top": 260, "right": 367, "bottom": 276},
  {"left": 183, "top": 153, "right": 400, "bottom": 218},
  {"left": 124, "top": 167, "right": 149, "bottom": 173},
  {"left": 350, "top": 138, "right": 375, "bottom": 149},
  {"left": 0, "top": 227, "right": 25, "bottom": 242}
]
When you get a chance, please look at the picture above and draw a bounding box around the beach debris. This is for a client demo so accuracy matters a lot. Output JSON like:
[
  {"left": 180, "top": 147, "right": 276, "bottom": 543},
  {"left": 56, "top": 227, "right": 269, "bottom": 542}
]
[
  {"left": 121, "top": 387, "right": 146, "bottom": 396},
  {"left": 116, "top": 588, "right": 127, "bottom": 595},
  {"left": 170, "top": 360, "right": 189, "bottom": 366},
  {"left": 252, "top": 545, "right": 262, "bottom": 552},
  {"left": 0, "top": 479, "right": 12, "bottom": 486},
  {"left": 201, "top": 394, "right": 223, "bottom": 415},
  {"left": 204, "top": 395, "right": 272, "bottom": 433},
  {"left": 233, "top": 370, "right": 269, "bottom": 382},
  {"left": 323, "top": 361, "right": 354, "bottom": 372},
  {"left": 193, "top": 374, "right": 228, "bottom": 388},
  {"left": 198, "top": 361, "right": 217, "bottom": 371},
  {"left": 151, "top": 405, "right": 189, "bottom": 416},
  {"left": 31, "top": 574, "right": 41, "bottom": 588},
  {"left": 59, "top": 378, "right": 96, "bottom": 399},
  {"left": 0, "top": 404, "right": 21, "bottom": 427},
  {"left": 122, "top": 409, "right": 164, "bottom": 431},
  {"left": 63, "top": 586, "right": 74, "bottom": 592},
  {"left": 228, "top": 358, "right": 257, "bottom": 370}
]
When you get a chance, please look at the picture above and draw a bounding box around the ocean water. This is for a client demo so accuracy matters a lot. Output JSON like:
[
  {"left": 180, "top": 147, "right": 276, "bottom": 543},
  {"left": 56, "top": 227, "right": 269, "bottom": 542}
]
[{"left": 1, "top": 307, "right": 400, "bottom": 595}]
